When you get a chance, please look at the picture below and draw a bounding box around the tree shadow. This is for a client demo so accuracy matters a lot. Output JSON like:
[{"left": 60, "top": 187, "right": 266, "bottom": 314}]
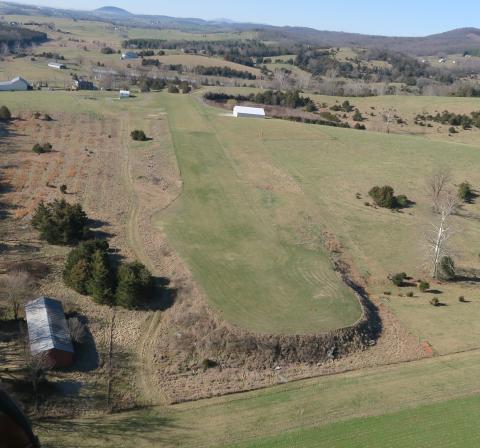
[
  {"left": 63, "top": 315, "right": 99, "bottom": 373},
  {"left": 137, "top": 277, "right": 177, "bottom": 311},
  {"left": 36, "top": 411, "right": 182, "bottom": 446},
  {"left": 427, "top": 289, "right": 443, "bottom": 294}
]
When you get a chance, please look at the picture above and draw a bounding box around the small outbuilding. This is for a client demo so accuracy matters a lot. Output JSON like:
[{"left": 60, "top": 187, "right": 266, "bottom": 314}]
[
  {"left": 25, "top": 297, "right": 74, "bottom": 368},
  {"left": 48, "top": 62, "right": 66, "bottom": 70},
  {"left": 233, "top": 105, "right": 266, "bottom": 119},
  {"left": 119, "top": 89, "right": 130, "bottom": 98},
  {"left": 0, "top": 76, "right": 31, "bottom": 92},
  {"left": 121, "top": 52, "right": 139, "bottom": 60},
  {"left": 73, "top": 79, "right": 96, "bottom": 90}
]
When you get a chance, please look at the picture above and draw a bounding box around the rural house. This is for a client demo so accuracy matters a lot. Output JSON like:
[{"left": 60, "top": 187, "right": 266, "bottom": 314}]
[
  {"left": 233, "top": 106, "right": 266, "bottom": 118},
  {"left": 25, "top": 297, "right": 74, "bottom": 368},
  {"left": 0, "top": 76, "right": 31, "bottom": 91}
]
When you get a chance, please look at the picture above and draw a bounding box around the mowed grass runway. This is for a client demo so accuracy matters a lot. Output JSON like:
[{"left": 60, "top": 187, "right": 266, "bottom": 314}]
[{"left": 156, "top": 94, "right": 362, "bottom": 334}]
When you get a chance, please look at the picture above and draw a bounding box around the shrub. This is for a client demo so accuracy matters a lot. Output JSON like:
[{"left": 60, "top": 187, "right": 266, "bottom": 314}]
[
  {"left": 406, "top": 291, "right": 414, "bottom": 297},
  {"left": 60, "top": 184, "right": 67, "bottom": 194},
  {"left": 369, "top": 186, "right": 409, "bottom": 209},
  {"left": 43, "top": 113, "right": 53, "bottom": 121},
  {"left": 440, "top": 256, "right": 455, "bottom": 280},
  {"left": 0, "top": 105, "right": 11, "bottom": 121},
  {"left": 354, "top": 123, "right": 366, "bottom": 130},
  {"left": 459, "top": 296, "right": 467, "bottom": 303},
  {"left": 458, "top": 181, "right": 474, "bottom": 202},
  {"left": 115, "top": 261, "right": 154, "bottom": 309},
  {"left": 395, "top": 195, "right": 409, "bottom": 208},
  {"left": 32, "top": 199, "right": 91, "bottom": 245},
  {"left": 430, "top": 297, "right": 440, "bottom": 306},
  {"left": 383, "top": 291, "right": 392, "bottom": 296},
  {"left": 418, "top": 281, "right": 430, "bottom": 292},
  {"left": 131, "top": 130, "right": 147, "bottom": 141},
  {"left": 449, "top": 126, "right": 457, "bottom": 134},
  {"left": 353, "top": 110, "right": 364, "bottom": 121},
  {"left": 392, "top": 272, "right": 407, "bottom": 287},
  {"left": 101, "top": 47, "right": 115, "bottom": 54},
  {"left": 32, "top": 142, "right": 53, "bottom": 154},
  {"left": 168, "top": 84, "right": 179, "bottom": 94},
  {"left": 369, "top": 186, "right": 395, "bottom": 209}
]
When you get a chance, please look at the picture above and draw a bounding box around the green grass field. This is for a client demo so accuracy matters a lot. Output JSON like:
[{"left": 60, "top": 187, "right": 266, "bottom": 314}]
[
  {"left": 156, "top": 93, "right": 362, "bottom": 334},
  {"left": 35, "top": 349, "right": 480, "bottom": 447}
]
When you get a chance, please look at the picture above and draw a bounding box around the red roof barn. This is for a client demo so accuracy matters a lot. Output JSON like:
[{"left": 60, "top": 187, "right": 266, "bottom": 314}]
[{"left": 25, "top": 297, "right": 74, "bottom": 368}]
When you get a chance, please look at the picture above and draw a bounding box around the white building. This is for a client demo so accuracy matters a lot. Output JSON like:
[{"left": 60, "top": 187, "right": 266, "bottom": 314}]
[
  {"left": 121, "top": 52, "right": 139, "bottom": 60},
  {"left": 0, "top": 76, "right": 30, "bottom": 91},
  {"left": 119, "top": 90, "right": 130, "bottom": 98},
  {"left": 233, "top": 106, "right": 266, "bottom": 119},
  {"left": 48, "top": 62, "right": 67, "bottom": 70}
]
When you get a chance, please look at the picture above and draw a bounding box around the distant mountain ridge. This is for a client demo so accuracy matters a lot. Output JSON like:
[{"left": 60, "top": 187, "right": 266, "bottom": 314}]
[
  {"left": 94, "top": 6, "right": 133, "bottom": 16},
  {"left": 1, "top": 1, "right": 480, "bottom": 56}
]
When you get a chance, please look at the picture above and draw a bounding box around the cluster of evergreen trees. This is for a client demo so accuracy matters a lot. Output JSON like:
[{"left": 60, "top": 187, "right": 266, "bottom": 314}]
[
  {"left": 204, "top": 90, "right": 316, "bottom": 110},
  {"left": 32, "top": 200, "right": 155, "bottom": 309},
  {"left": 32, "top": 199, "right": 91, "bottom": 245},
  {"left": 63, "top": 240, "right": 154, "bottom": 309}
]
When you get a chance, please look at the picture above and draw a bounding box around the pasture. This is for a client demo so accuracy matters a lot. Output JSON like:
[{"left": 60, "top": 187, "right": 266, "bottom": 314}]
[
  {"left": 35, "top": 349, "right": 480, "bottom": 447},
  {"left": 155, "top": 93, "right": 480, "bottom": 351}
]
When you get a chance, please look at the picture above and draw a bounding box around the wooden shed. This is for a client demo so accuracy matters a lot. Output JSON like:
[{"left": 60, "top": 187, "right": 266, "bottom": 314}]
[{"left": 25, "top": 297, "right": 74, "bottom": 368}]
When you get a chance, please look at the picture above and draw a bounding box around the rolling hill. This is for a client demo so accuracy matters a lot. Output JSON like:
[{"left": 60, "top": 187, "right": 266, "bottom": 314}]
[{"left": 1, "top": 1, "right": 480, "bottom": 55}]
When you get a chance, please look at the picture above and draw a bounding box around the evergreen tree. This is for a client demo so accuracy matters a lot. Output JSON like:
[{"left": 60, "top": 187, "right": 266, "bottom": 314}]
[
  {"left": 87, "top": 250, "right": 113, "bottom": 305},
  {"left": 115, "top": 261, "right": 154, "bottom": 309}
]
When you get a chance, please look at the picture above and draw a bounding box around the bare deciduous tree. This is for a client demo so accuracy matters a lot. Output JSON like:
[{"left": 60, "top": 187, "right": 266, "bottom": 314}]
[
  {"left": 68, "top": 317, "right": 87, "bottom": 344},
  {"left": 425, "top": 193, "right": 459, "bottom": 278},
  {"left": 273, "top": 69, "right": 291, "bottom": 91},
  {"left": 2, "top": 270, "right": 34, "bottom": 320},
  {"left": 427, "top": 168, "right": 451, "bottom": 213}
]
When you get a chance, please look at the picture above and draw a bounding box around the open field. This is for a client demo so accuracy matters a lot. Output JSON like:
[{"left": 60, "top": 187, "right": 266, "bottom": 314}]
[
  {"left": 157, "top": 94, "right": 362, "bottom": 334},
  {"left": 34, "top": 349, "right": 480, "bottom": 447}
]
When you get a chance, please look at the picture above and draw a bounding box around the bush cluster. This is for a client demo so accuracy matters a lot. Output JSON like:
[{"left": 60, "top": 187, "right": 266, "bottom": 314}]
[
  {"left": 440, "top": 256, "right": 455, "bottom": 280},
  {"left": 32, "top": 142, "right": 53, "bottom": 154},
  {"left": 32, "top": 199, "right": 90, "bottom": 245},
  {"left": 63, "top": 240, "right": 154, "bottom": 309},
  {"left": 369, "top": 186, "right": 409, "bottom": 209},
  {"left": 392, "top": 272, "right": 407, "bottom": 287},
  {"left": 131, "top": 130, "right": 148, "bottom": 141},
  {"left": 458, "top": 181, "right": 474, "bottom": 202}
]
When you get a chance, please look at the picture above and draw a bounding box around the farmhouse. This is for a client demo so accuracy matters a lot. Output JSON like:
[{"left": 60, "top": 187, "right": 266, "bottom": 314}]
[
  {"left": 0, "top": 76, "right": 31, "bottom": 91},
  {"left": 48, "top": 62, "right": 66, "bottom": 70},
  {"left": 121, "top": 51, "right": 139, "bottom": 60},
  {"left": 233, "top": 105, "right": 266, "bottom": 118},
  {"left": 25, "top": 297, "right": 74, "bottom": 368}
]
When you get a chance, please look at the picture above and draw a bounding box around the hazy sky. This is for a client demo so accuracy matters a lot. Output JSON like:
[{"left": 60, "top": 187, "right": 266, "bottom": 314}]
[{"left": 9, "top": 0, "right": 480, "bottom": 36}]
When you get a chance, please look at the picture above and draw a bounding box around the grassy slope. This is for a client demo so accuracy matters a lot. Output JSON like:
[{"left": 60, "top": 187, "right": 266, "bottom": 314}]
[
  {"left": 157, "top": 93, "right": 361, "bottom": 334},
  {"left": 234, "top": 394, "right": 480, "bottom": 448},
  {"left": 35, "top": 349, "right": 480, "bottom": 447}
]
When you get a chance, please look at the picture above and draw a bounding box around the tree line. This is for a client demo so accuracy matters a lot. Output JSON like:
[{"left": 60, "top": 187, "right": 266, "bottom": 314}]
[{"left": 204, "top": 90, "right": 317, "bottom": 110}]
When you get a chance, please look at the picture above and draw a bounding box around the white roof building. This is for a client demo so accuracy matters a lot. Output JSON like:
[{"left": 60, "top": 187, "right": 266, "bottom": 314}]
[
  {"left": 25, "top": 297, "right": 73, "bottom": 358},
  {"left": 233, "top": 106, "right": 266, "bottom": 118},
  {"left": 121, "top": 52, "right": 139, "bottom": 60},
  {"left": 0, "top": 76, "right": 30, "bottom": 91},
  {"left": 119, "top": 89, "right": 130, "bottom": 98},
  {"left": 48, "top": 62, "right": 66, "bottom": 69}
]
